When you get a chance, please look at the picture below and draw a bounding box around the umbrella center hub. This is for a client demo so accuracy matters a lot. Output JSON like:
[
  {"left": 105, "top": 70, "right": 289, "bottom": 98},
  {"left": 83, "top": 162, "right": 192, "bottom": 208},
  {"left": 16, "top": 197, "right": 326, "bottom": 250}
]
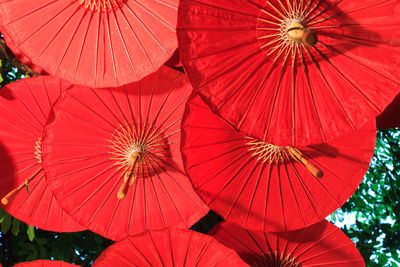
[
  {"left": 109, "top": 122, "right": 170, "bottom": 177},
  {"left": 245, "top": 137, "right": 289, "bottom": 164},
  {"left": 109, "top": 122, "right": 170, "bottom": 200},
  {"left": 76, "top": 0, "right": 126, "bottom": 13},
  {"left": 128, "top": 145, "right": 146, "bottom": 162},
  {"left": 254, "top": 252, "right": 301, "bottom": 267},
  {"left": 284, "top": 20, "right": 317, "bottom": 46},
  {"left": 287, "top": 21, "right": 305, "bottom": 41}
]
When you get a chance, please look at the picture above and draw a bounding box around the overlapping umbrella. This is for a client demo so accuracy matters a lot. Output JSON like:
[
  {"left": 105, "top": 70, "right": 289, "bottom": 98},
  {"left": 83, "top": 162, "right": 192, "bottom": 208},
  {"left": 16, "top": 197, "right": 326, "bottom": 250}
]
[
  {"left": 41, "top": 67, "right": 209, "bottom": 241},
  {"left": 210, "top": 220, "right": 364, "bottom": 266},
  {"left": 182, "top": 94, "right": 376, "bottom": 232},
  {"left": 93, "top": 228, "right": 247, "bottom": 266},
  {"left": 0, "top": 76, "right": 84, "bottom": 232},
  {"left": 178, "top": 0, "right": 400, "bottom": 146},
  {"left": 0, "top": 0, "right": 178, "bottom": 87}
]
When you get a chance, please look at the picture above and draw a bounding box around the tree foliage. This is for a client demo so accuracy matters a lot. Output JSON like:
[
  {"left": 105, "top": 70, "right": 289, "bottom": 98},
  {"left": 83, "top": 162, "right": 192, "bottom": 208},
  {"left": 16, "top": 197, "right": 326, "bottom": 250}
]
[{"left": 330, "top": 129, "right": 400, "bottom": 266}]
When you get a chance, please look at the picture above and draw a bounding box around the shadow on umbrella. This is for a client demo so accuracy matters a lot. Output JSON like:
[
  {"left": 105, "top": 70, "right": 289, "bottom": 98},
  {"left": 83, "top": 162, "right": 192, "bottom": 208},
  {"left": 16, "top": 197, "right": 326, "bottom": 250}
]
[
  {"left": 0, "top": 86, "right": 16, "bottom": 100},
  {"left": 298, "top": 1, "right": 383, "bottom": 65},
  {"left": 304, "top": 141, "right": 373, "bottom": 164}
]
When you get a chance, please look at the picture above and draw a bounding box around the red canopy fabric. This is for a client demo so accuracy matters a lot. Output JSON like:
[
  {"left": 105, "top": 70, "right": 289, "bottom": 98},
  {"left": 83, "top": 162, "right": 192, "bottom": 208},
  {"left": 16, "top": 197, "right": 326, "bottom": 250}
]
[
  {"left": 210, "top": 220, "right": 364, "bottom": 266},
  {"left": 376, "top": 93, "right": 400, "bottom": 129},
  {"left": 0, "top": 76, "right": 84, "bottom": 232},
  {"left": 178, "top": 0, "right": 400, "bottom": 147},
  {"left": 181, "top": 95, "right": 376, "bottom": 232},
  {"left": 93, "top": 228, "right": 247, "bottom": 266},
  {"left": 42, "top": 66, "right": 209, "bottom": 241},
  {"left": 0, "top": 0, "right": 178, "bottom": 87},
  {"left": 14, "top": 260, "right": 80, "bottom": 267}
]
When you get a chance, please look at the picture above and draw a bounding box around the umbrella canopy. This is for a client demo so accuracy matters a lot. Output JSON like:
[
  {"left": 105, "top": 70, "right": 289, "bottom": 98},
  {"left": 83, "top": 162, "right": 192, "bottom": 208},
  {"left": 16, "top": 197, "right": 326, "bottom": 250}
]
[
  {"left": 178, "top": 0, "right": 400, "bottom": 147},
  {"left": 210, "top": 220, "right": 364, "bottom": 266},
  {"left": 0, "top": 0, "right": 178, "bottom": 87},
  {"left": 182, "top": 95, "right": 376, "bottom": 232},
  {"left": 93, "top": 228, "right": 247, "bottom": 266},
  {"left": 0, "top": 76, "right": 84, "bottom": 232},
  {"left": 41, "top": 66, "right": 209, "bottom": 241},
  {"left": 14, "top": 260, "right": 80, "bottom": 267},
  {"left": 376, "top": 93, "right": 400, "bottom": 129}
]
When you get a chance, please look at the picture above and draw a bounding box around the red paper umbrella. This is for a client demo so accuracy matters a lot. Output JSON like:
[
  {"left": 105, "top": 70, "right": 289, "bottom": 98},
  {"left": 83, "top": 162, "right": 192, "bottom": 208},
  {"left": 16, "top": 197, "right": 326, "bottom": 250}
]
[
  {"left": 0, "top": 0, "right": 178, "bottom": 87},
  {"left": 41, "top": 66, "right": 209, "bottom": 241},
  {"left": 14, "top": 260, "right": 80, "bottom": 267},
  {"left": 178, "top": 0, "right": 400, "bottom": 146},
  {"left": 0, "top": 76, "right": 84, "bottom": 232},
  {"left": 210, "top": 220, "right": 364, "bottom": 266},
  {"left": 182, "top": 95, "right": 376, "bottom": 232},
  {"left": 376, "top": 93, "right": 400, "bottom": 129},
  {"left": 93, "top": 228, "right": 247, "bottom": 266}
]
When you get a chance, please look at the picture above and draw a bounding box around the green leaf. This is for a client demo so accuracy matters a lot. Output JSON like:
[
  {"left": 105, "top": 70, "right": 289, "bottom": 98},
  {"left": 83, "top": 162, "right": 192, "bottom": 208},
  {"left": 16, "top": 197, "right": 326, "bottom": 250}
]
[
  {"left": 1, "top": 213, "right": 12, "bottom": 233},
  {"left": 27, "top": 225, "right": 35, "bottom": 242},
  {"left": 11, "top": 218, "right": 21, "bottom": 236},
  {"left": 0, "top": 207, "right": 7, "bottom": 223}
]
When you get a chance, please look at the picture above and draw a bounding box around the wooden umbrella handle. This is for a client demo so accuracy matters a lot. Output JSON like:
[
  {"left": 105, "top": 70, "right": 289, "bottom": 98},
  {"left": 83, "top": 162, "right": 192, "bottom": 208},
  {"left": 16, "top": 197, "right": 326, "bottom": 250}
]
[
  {"left": 287, "top": 147, "right": 323, "bottom": 178},
  {"left": 117, "top": 165, "right": 133, "bottom": 200},
  {"left": 117, "top": 152, "right": 140, "bottom": 200},
  {"left": 302, "top": 159, "right": 323, "bottom": 178},
  {"left": 1, "top": 167, "right": 42, "bottom": 205},
  {"left": 117, "top": 180, "right": 129, "bottom": 200},
  {"left": 1, "top": 188, "right": 19, "bottom": 205}
]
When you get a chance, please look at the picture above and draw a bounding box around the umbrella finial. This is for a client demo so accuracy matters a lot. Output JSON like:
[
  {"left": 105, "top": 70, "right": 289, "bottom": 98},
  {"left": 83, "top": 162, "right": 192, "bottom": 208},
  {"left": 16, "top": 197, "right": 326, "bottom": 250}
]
[{"left": 287, "top": 21, "right": 318, "bottom": 46}]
